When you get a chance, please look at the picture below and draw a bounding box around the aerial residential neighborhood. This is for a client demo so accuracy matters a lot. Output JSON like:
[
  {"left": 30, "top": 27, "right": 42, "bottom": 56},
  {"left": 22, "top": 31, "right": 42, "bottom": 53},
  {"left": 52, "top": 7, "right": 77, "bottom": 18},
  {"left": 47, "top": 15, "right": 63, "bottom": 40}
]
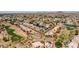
[{"left": 0, "top": 12, "right": 79, "bottom": 48}]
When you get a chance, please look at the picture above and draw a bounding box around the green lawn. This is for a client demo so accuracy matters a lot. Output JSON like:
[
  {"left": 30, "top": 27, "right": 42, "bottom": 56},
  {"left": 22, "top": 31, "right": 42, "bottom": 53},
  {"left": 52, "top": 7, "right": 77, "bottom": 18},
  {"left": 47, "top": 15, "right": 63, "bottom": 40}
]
[{"left": 2, "top": 24, "right": 23, "bottom": 42}]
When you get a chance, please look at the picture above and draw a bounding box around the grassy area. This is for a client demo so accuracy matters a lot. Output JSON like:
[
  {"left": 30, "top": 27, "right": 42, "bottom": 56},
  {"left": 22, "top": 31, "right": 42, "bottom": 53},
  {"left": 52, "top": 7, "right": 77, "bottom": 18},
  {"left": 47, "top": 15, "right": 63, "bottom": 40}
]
[{"left": 2, "top": 24, "right": 23, "bottom": 42}]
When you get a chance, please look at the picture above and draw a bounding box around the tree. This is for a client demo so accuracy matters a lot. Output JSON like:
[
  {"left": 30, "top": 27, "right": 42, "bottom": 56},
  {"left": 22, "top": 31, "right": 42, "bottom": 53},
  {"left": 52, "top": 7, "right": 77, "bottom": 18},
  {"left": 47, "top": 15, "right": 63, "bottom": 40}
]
[{"left": 55, "top": 41, "right": 62, "bottom": 48}]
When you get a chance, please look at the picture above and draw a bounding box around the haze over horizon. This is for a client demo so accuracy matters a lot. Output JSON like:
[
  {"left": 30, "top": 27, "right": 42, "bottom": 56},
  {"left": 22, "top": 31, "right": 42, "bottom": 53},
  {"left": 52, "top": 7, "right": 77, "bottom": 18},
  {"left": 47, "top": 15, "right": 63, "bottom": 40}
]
[{"left": 0, "top": 11, "right": 78, "bottom": 14}]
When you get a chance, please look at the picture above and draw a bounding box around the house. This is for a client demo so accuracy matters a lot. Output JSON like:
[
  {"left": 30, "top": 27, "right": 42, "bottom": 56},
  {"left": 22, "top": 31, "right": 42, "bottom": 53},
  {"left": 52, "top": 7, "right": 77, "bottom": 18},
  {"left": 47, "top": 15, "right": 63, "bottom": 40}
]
[{"left": 68, "top": 35, "right": 79, "bottom": 48}]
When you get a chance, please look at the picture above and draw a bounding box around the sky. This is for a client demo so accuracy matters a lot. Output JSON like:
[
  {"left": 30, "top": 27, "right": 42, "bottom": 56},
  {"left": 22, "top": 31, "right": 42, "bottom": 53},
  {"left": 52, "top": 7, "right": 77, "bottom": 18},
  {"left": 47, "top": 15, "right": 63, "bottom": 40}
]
[{"left": 0, "top": 0, "right": 79, "bottom": 11}]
